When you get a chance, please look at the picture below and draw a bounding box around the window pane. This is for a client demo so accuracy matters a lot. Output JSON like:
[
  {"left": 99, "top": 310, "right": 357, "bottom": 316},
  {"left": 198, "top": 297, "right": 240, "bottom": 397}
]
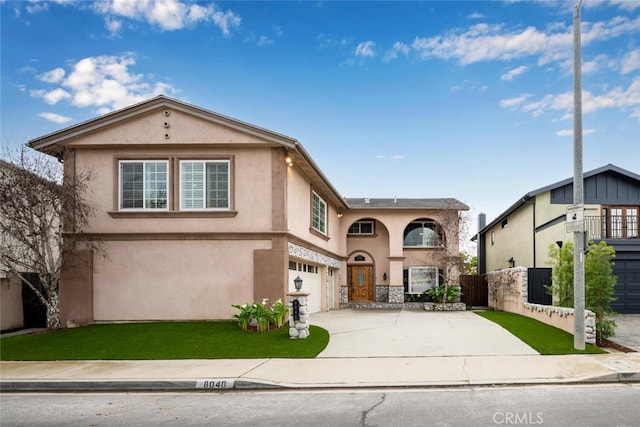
[
  {"left": 312, "top": 192, "right": 326, "bottom": 233},
  {"left": 120, "top": 161, "right": 167, "bottom": 210},
  {"left": 121, "top": 162, "right": 143, "bottom": 209},
  {"left": 403, "top": 221, "right": 442, "bottom": 247},
  {"left": 182, "top": 162, "right": 204, "bottom": 209},
  {"left": 145, "top": 162, "right": 167, "bottom": 209},
  {"left": 206, "top": 162, "right": 229, "bottom": 208}
]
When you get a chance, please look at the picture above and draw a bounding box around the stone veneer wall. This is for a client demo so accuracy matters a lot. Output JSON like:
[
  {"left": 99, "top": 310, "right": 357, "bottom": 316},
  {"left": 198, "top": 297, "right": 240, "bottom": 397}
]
[
  {"left": 388, "top": 286, "right": 404, "bottom": 303},
  {"left": 375, "top": 285, "right": 389, "bottom": 302},
  {"left": 487, "top": 267, "right": 595, "bottom": 344}
]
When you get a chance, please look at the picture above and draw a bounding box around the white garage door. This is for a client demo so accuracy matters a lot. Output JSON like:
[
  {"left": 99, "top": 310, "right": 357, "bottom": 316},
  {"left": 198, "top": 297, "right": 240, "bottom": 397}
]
[{"left": 289, "top": 261, "right": 322, "bottom": 314}]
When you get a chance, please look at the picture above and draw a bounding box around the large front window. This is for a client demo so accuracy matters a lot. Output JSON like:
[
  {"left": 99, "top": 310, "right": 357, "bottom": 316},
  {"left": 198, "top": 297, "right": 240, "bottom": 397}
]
[
  {"left": 403, "top": 220, "right": 443, "bottom": 247},
  {"left": 407, "top": 266, "right": 438, "bottom": 294},
  {"left": 312, "top": 191, "right": 327, "bottom": 234},
  {"left": 119, "top": 161, "right": 168, "bottom": 210},
  {"left": 180, "top": 160, "right": 230, "bottom": 210}
]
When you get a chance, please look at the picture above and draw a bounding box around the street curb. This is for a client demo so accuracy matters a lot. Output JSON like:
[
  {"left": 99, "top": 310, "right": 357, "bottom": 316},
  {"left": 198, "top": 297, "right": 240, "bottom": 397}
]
[{"left": 2, "top": 373, "right": 639, "bottom": 392}]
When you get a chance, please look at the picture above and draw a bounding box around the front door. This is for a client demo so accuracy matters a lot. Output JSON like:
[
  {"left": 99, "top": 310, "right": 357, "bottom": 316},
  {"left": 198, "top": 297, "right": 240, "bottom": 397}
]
[{"left": 349, "top": 265, "right": 373, "bottom": 301}]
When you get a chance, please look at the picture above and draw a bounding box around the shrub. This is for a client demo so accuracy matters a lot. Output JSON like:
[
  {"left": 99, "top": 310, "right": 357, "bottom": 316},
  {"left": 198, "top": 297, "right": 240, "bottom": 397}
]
[
  {"left": 231, "top": 298, "right": 289, "bottom": 332},
  {"left": 426, "top": 284, "right": 462, "bottom": 303}
]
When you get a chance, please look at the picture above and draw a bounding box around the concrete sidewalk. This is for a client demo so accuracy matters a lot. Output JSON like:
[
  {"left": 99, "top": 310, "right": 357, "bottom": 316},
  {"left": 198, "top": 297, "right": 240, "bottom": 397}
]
[{"left": 2, "top": 354, "right": 640, "bottom": 392}]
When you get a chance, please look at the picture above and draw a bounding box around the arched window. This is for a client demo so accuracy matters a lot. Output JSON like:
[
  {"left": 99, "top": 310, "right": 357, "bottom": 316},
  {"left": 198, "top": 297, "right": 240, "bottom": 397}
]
[{"left": 403, "top": 219, "right": 444, "bottom": 247}]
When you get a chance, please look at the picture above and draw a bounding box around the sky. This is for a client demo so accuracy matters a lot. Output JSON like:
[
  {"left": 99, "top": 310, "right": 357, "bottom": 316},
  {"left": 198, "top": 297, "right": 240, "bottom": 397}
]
[{"left": 1, "top": 0, "right": 639, "bottom": 248}]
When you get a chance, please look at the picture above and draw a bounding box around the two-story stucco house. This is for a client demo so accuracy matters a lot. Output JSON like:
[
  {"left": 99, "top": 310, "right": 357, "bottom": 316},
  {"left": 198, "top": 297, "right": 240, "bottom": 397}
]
[
  {"left": 476, "top": 164, "right": 640, "bottom": 314},
  {"left": 27, "top": 96, "right": 468, "bottom": 327}
]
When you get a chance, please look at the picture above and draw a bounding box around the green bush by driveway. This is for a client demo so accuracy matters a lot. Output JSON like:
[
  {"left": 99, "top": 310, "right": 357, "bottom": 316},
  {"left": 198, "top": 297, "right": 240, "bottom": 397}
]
[{"left": 0, "top": 322, "right": 329, "bottom": 360}]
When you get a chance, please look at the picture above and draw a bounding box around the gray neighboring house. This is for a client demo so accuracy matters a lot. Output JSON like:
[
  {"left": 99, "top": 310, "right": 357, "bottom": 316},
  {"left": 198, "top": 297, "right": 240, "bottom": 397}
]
[{"left": 476, "top": 164, "right": 640, "bottom": 314}]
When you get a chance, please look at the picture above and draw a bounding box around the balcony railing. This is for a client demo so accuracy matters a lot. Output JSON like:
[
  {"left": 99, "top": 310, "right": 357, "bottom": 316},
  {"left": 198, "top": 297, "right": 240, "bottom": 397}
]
[{"left": 585, "top": 215, "right": 639, "bottom": 240}]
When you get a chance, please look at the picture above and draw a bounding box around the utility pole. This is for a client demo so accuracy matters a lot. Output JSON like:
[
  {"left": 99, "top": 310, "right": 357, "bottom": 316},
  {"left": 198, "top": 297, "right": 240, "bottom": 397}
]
[{"left": 573, "top": 0, "right": 585, "bottom": 350}]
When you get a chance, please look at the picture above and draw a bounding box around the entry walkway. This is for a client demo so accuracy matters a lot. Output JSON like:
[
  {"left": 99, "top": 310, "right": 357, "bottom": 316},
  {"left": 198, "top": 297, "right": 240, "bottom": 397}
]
[{"left": 312, "top": 310, "right": 538, "bottom": 358}]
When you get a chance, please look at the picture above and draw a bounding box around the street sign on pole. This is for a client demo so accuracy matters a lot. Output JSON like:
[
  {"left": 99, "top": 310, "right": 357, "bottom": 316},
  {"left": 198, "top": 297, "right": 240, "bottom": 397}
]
[{"left": 566, "top": 204, "right": 585, "bottom": 233}]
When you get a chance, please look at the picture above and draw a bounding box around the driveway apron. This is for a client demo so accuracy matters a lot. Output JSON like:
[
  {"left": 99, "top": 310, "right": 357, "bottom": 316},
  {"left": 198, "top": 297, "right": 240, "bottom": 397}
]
[
  {"left": 311, "top": 310, "right": 538, "bottom": 358},
  {"left": 610, "top": 314, "right": 640, "bottom": 351}
]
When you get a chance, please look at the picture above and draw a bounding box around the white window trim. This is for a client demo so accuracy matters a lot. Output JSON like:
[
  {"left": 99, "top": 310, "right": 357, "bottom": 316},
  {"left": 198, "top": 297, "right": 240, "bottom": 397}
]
[
  {"left": 119, "top": 160, "right": 169, "bottom": 211},
  {"left": 311, "top": 191, "right": 327, "bottom": 234},
  {"left": 179, "top": 160, "right": 231, "bottom": 211}
]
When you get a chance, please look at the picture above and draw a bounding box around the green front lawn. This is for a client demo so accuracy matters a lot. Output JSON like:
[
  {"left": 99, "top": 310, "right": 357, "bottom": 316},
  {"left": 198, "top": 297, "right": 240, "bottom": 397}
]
[
  {"left": 475, "top": 310, "right": 606, "bottom": 355},
  {"left": 0, "top": 322, "right": 329, "bottom": 360}
]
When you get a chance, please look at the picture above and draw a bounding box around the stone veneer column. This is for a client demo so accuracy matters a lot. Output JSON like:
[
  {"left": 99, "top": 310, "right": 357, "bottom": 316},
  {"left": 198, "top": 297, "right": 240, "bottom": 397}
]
[
  {"left": 388, "top": 257, "right": 406, "bottom": 303},
  {"left": 287, "top": 292, "right": 310, "bottom": 339}
]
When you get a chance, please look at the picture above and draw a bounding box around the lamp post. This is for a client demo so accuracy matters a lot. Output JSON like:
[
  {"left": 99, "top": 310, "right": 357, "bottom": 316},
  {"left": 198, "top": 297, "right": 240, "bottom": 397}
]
[
  {"left": 573, "top": 0, "right": 585, "bottom": 350},
  {"left": 294, "top": 276, "right": 303, "bottom": 291}
]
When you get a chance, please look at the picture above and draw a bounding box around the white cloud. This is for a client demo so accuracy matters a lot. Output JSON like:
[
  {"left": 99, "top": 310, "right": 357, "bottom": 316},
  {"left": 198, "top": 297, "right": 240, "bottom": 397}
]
[
  {"left": 37, "top": 67, "right": 65, "bottom": 84},
  {"left": 375, "top": 154, "right": 405, "bottom": 160},
  {"left": 410, "top": 15, "right": 640, "bottom": 66},
  {"left": 354, "top": 41, "right": 376, "bottom": 58},
  {"left": 555, "top": 128, "right": 596, "bottom": 137},
  {"left": 383, "top": 42, "right": 409, "bottom": 63},
  {"left": 501, "top": 65, "right": 528, "bottom": 81},
  {"left": 585, "top": 0, "right": 640, "bottom": 12},
  {"left": 105, "top": 17, "right": 122, "bottom": 35},
  {"left": 257, "top": 35, "right": 273, "bottom": 46},
  {"left": 513, "top": 76, "right": 640, "bottom": 120},
  {"left": 93, "top": 0, "right": 241, "bottom": 35},
  {"left": 621, "top": 49, "right": 640, "bottom": 74},
  {"left": 38, "top": 112, "right": 72, "bottom": 124},
  {"left": 499, "top": 94, "right": 532, "bottom": 109},
  {"left": 581, "top": 54, "right": 609, "bottom": 75},
  {"left": 30, "top": 54, "right": 178, "bottom": 114},
  {"left": 468, "top": 12, "right": 485, "bottom": 20}
]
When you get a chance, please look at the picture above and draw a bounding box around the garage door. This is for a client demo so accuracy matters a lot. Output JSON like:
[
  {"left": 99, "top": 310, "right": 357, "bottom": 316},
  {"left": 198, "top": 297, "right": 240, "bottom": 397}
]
[
  {"left": 612, "top": 259, "right": 640, "bottom": 314},
  {"left": 289, "top": 262, "right": 322, "bottom": 313}
]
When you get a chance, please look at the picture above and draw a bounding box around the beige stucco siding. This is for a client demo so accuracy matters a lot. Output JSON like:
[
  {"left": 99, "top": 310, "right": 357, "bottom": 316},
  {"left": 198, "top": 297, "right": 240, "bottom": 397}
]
[
  {"left": 286, "top": 165, "right": 343, "bottom": 254},
  {"left": 93, "top": 239, "right": 271, "bottom": 321},
  {"left": 75, "top": 147, "right": 274, "bottom": 234},
  {"left": 485, "top": 203, "right": 533, "bottom": 272},
  {"left": 485, "top": 190, "right": 602, "bottom": 271}
]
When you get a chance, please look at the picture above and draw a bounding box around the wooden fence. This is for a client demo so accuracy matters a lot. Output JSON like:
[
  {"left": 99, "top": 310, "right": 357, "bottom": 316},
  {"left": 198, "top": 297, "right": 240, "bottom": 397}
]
[{"left": 459, "top": 274, "right": 488, "bottom": 307}]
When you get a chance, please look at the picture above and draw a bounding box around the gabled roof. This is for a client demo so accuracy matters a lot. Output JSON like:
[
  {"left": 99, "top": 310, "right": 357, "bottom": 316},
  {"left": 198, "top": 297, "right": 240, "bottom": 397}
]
[
  {"left": 26, "top": 95, "right": 350, "bottom": 210},
  {"left": 478, "top": 164, "right": 640, "bottom": 235},
  {"left": 346, "top": 197, "right": 469, "bottom": 210},
  {"left": 27, "top": 95, "right": 299, "bottom": 154}
]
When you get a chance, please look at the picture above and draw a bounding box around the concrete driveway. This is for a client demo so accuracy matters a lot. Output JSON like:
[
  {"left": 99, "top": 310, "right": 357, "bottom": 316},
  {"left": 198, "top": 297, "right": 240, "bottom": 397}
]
[
  {"left": 311, "top": 309, "right": 538, "bottom": 358},
  {"left": 611, "top": 314, "right": 640, "bottom": 352}
]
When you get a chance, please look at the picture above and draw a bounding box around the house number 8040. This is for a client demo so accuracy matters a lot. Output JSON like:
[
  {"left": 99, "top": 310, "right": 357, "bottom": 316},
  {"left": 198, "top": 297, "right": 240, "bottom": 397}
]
[{"left": 196, "top": 379, "right": 233, "bottom": 389}]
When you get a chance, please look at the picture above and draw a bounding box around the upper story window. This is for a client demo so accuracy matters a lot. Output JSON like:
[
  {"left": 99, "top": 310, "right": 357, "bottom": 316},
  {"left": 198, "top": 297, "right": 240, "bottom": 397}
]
[
  {"left": 180, "top": 160, "right": 230, "bottom": 210},
  {"left": 348, "top": 220, "right": 374, "bottom": 235},
  {"left": 311, "top": 191, "right": 327, "bottom": 234},
  {"left": 403, "top": 219, "right": 443, "bottom": 247},
  {"left": 119, "top": 160, "right": 168, "bottom": 210}
]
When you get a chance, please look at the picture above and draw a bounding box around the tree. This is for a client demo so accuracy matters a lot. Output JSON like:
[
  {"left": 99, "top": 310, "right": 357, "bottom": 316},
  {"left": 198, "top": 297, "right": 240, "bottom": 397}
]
[
  {"left": 460, "top": 251, "right": 478, "bottom": 275},
  {"left": 585, "top": 241, "right": 617, "bottom": 344},
  {"left": 0, "top": 149, "right": 96, "bottom": 329},
  {"left": 546, "top": 240, "right": 617, "bottom": 344},
  {"left": 545, "top": 242, "right": 574, "bottom": 307}
]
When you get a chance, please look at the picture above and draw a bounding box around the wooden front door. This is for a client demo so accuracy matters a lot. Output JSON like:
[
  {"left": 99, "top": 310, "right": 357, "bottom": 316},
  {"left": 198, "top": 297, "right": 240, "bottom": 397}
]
[{"left": 349, "top": 265, "right": 373, "bottom": 301}]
